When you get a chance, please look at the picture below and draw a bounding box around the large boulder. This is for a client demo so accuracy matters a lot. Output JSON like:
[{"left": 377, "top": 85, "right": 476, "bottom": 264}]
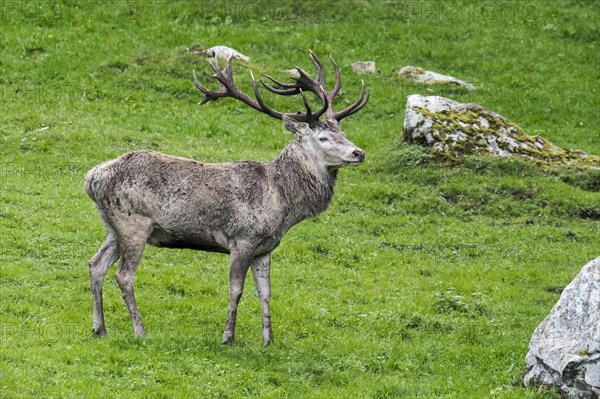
[
  {"left": 403, "top": 94, "right": 600, "bottom": 168},
  {"left": 398, "top": 66, "right": 475, "bottom": 91},
  {"left": 524, "top": 257, "right": 600, "bottom": 398}
]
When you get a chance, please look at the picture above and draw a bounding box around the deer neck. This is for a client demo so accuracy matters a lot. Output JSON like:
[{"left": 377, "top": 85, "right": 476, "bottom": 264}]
[{"left": 271, "top": 140, "right": 338, "bottom": 223}]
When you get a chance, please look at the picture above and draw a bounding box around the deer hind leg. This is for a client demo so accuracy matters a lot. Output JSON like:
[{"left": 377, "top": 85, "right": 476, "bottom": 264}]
[
  {"left": 114, "top": 222, "right": 152, "bottom": 337},
  {"left": 89, "top": 227, "right": 120, "bottom": 336},
  {"left": 222, "top": 247, "right": 253, "bottom": 345},
  {"left": 250, "top": 252, "right": 274, "bottom": 345}
]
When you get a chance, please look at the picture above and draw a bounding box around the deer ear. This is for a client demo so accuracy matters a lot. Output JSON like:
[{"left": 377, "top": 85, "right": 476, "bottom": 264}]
[{"left": 282, "top": 115, "right": 309, "bottom": 136}]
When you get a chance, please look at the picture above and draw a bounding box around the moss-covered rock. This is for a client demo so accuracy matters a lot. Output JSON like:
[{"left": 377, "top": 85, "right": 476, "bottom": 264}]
[{"left": 403, "top": 95, "right": 600, "bottom": 170}]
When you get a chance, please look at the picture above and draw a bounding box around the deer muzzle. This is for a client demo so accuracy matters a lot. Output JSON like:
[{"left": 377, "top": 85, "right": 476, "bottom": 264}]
[{"left": 350, "top": 148, "right": 366, "bottom": 164}]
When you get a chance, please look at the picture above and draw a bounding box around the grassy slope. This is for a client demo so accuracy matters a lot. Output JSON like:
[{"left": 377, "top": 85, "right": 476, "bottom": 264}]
[{"left": 1, "top": 1, "right": 599, "bottom": 398}]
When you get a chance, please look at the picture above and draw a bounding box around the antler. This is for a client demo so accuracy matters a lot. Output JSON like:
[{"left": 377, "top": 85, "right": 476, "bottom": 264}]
[
  {"left": 193, "top": 54, "right": 328, "bottom": 124},
  {"left": 262, "top": 50, "right": 369, "bottom": 123},
  {"left": 193, "top": 51, "right": 368, "bottom": 124}
]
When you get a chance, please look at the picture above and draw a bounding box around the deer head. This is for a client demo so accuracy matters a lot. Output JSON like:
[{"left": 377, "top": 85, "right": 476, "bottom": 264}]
[{"left": 193, "top": 50, "right": 368, "bottom": 168}]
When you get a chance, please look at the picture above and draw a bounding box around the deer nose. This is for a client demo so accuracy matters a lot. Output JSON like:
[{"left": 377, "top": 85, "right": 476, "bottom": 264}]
[{"left": 352, "top": 149, "right": 365, "bottom": 162}]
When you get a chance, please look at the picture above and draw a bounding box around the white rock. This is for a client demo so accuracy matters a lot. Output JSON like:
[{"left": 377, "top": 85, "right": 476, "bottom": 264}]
[
  {"left": 398, "top": 66, "right": 475, "bottom": 90},
  {"left": 524, "top": 257, "right": 600, "bottom": 398},
  {"left": 204, "top": 45, "right": 250, "bottom": 62},
  {"left": 352, "top": 61, "right": 377, "bottom": 74}
]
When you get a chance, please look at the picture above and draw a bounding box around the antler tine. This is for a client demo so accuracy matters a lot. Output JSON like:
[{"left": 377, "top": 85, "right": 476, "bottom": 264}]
[
  {"left": 249, "top": 71, "right": 288, "bottom": 120},
  {"left": 299, "top": 89, "right": 313, "bottom": 120},
  {"left": 307, "top": 89, "right": 329, "bottom": 123},
  {"left": 261, "top": 80, "right": 299, "bottom": 96},
  {"left": 309, "top": 49, "right": 326, "bottom": 87},
  {"left": 193, "top": 69, "right": 209, "bottom": 94},
  {"left": 261, "top": 74, "right": 300, "bottom": 96},
  {"left": 193, "top": 69, "right": 226, "bottom": 105},
  {"left": 347, "top": 89, "right": 370, "bottom": 116},
  {"left": 294, "top": 65, "right": 313, "bottom": 84},
  {"left": 208, "top": 57, "right": 223, "bottom": 78},
  {"left": 263, "top": 74, "right": 298, "bottom": 90},
  {"left": 210, "top": 54, "right": 233, "bottom": 88},
  {"left": 332, "top": 79, "right": 370, "bottom": 122},
  {"left": 329, "top": 54, "right": 341, "bottom": 100},
  {"left": 223, "top": 53, "right": 234, "bottom": 80},
  {"left": 207, "top": 57, "right": 218, "bottom": 74}
]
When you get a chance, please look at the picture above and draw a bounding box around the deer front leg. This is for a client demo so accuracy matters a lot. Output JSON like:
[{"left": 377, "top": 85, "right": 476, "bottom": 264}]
[
  {"left": 222, "top": 248, "right": 252, "bottom": 344},
  {"left": 250, "top": 252, "right": 273, "bottom": 345}
]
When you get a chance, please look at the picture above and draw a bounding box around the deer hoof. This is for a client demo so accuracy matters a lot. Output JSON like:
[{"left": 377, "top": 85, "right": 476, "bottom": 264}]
[
  {"left": 92, "top": 326, "right": 107, "bottom": 336},
  {"left": 221, "top": 335, "right": 234, "bottom": 345},
  {"left": 262, "top": 330, "right": 274, "bottom": 346}
]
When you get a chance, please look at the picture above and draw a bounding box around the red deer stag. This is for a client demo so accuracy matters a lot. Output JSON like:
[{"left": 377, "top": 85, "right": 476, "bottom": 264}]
[{"left": 85, "top": 51, "right": 368, "bottom": 344}]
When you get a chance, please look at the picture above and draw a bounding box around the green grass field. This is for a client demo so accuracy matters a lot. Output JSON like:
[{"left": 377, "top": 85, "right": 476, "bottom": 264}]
[{"left": 1, "top": 1, "right": 599, "bottom": 398}]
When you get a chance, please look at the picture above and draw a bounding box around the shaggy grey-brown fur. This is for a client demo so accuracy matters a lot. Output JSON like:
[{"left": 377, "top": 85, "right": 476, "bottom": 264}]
[{"left": 85, "top": 116, "right": 364, "bottom": 344}]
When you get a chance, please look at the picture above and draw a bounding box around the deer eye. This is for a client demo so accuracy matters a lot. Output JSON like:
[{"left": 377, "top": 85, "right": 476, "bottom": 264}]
[{"left": 319, "top": 137, "right": 329, "bottom": 142}]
